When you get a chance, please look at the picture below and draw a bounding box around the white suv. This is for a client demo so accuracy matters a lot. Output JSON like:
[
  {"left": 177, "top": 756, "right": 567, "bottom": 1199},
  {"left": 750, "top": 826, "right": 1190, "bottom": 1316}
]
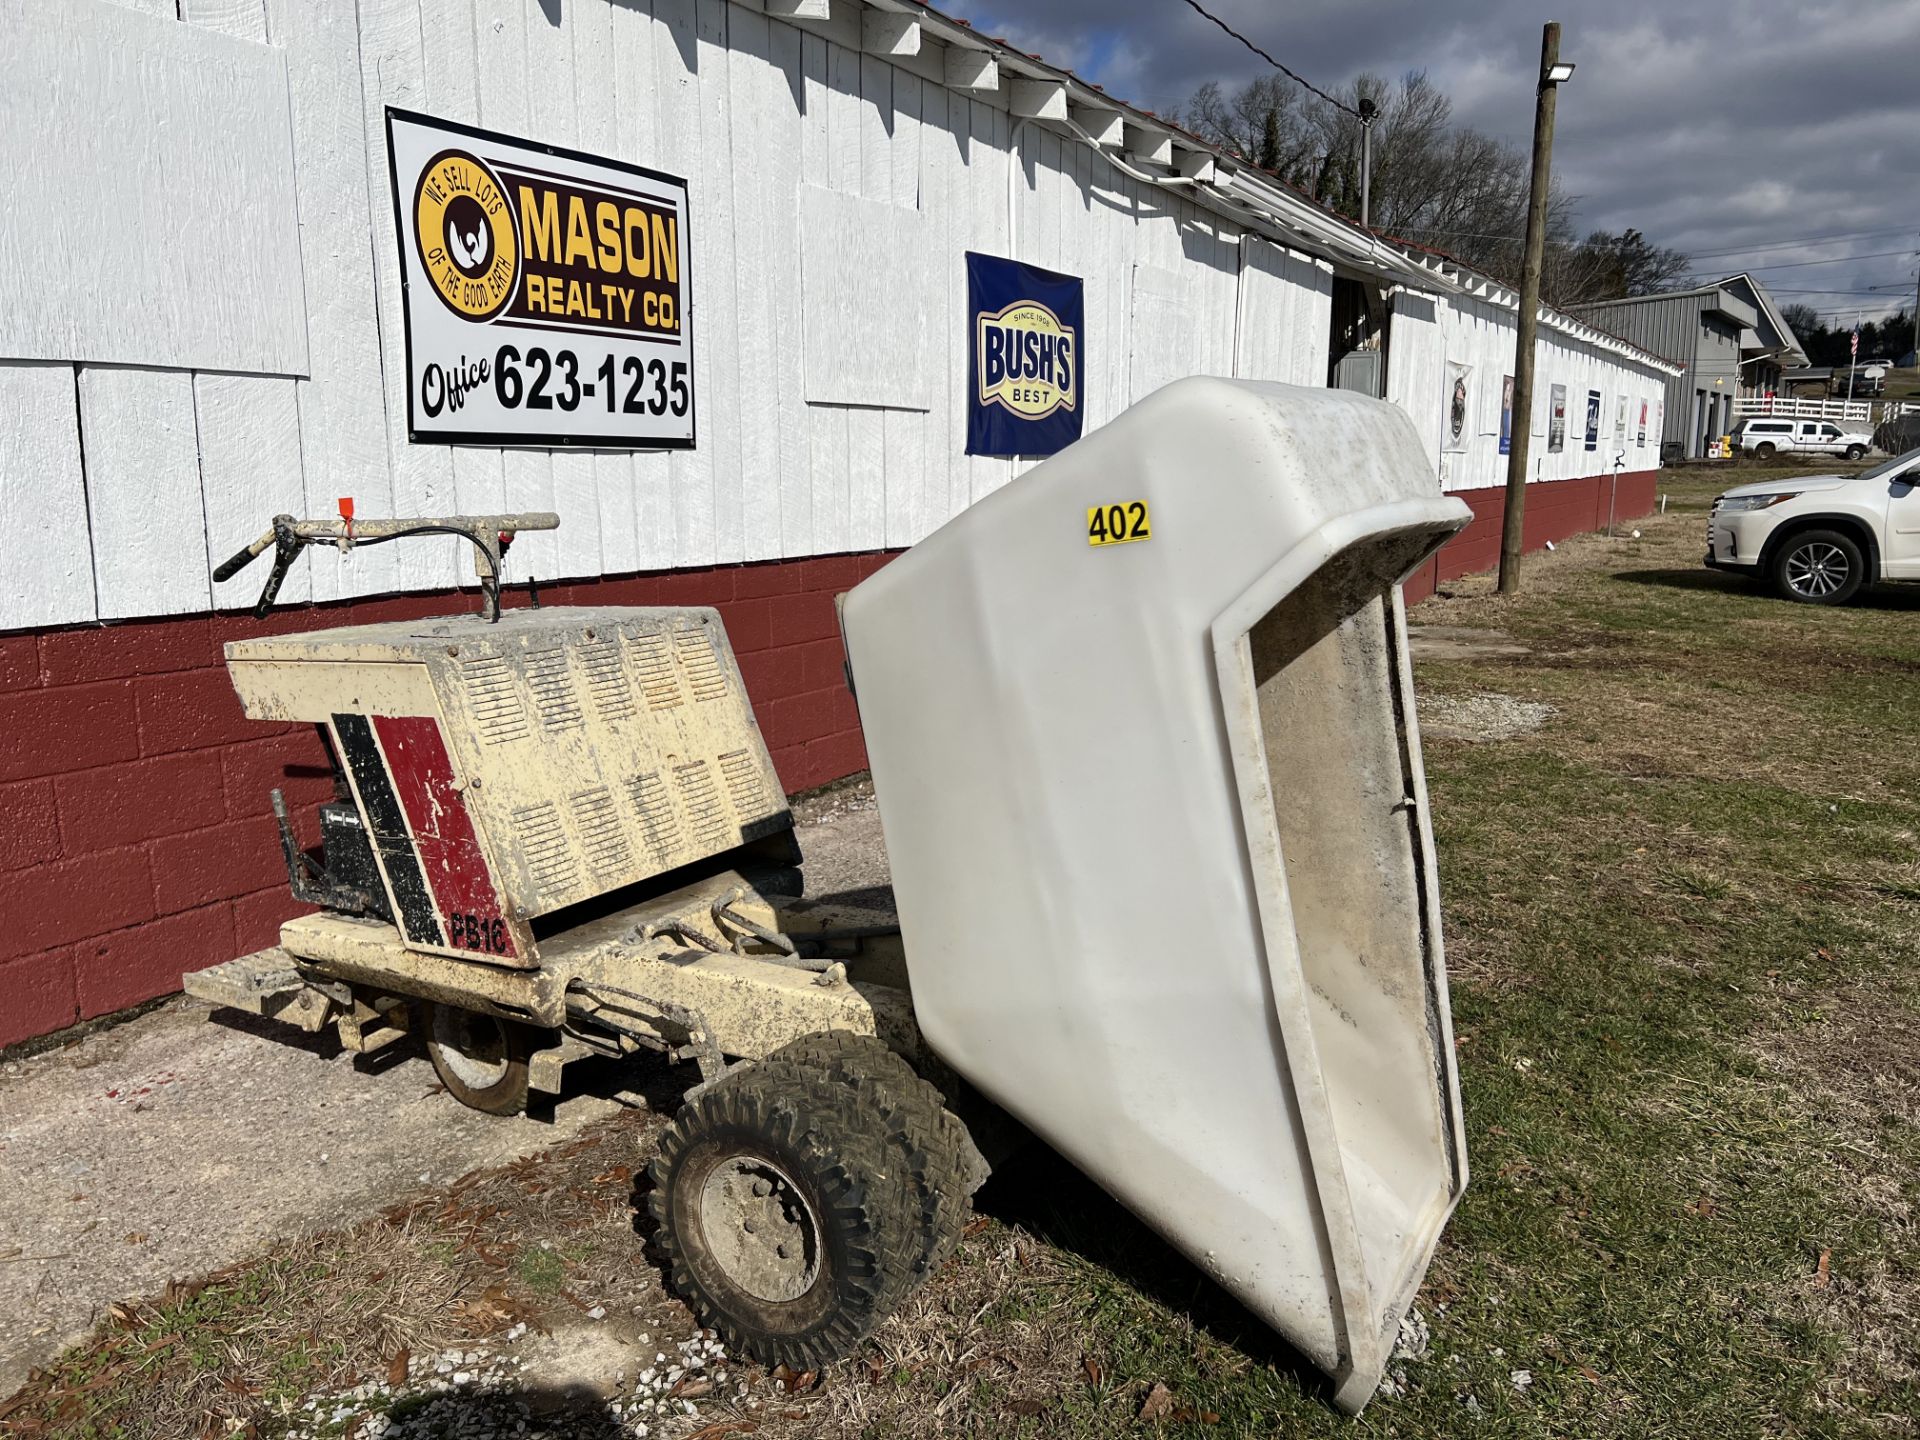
[
  {"left": 1707, "top": 448, "right": 1920, "bottom": 603},
  {"left": 1733, "top": 416, "right": 1873, "bottom": 460}
]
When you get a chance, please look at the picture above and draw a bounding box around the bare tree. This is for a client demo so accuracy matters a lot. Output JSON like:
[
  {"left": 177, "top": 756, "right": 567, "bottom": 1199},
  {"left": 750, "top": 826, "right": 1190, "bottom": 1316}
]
[
  {"left": 1562, "top": 229, "right": 1692, "bottom": 301},
  {"left": 1183, "top": 75, "right": 1314, "bottom": 175},
  {"left": 1179, "top": 71, "right": 1683, "bottom": 305}
]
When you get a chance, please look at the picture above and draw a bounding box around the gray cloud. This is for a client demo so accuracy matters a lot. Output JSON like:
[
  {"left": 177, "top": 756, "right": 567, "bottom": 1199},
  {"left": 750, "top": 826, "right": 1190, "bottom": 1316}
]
[{"left": 941, "top": 0, "right": 1920, "bottom": 325}]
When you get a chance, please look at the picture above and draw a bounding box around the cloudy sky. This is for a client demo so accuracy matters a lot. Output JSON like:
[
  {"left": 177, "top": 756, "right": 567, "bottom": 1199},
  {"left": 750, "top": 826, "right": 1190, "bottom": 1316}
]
[{"left": 942, "top": 0, "right": 1920, "bottom": 327}]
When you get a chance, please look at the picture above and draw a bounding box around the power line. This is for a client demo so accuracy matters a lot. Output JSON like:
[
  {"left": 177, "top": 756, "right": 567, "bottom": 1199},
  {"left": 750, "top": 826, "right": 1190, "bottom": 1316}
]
[
  {"left": 1685, "top": 224, "right": 1916, "bottom": 260},
  {"left": 1175, "top": 0, "right": 1362, "bottom": 118},
  {"left": 1765, "top": 287, "right": 1913, "bottom": 295},
  {"left": 1391, "top": 223, "right": 1919, "bottom": 265},
  {"left": 1740, "top": 248, "right": 1917, "bottom": 273}
]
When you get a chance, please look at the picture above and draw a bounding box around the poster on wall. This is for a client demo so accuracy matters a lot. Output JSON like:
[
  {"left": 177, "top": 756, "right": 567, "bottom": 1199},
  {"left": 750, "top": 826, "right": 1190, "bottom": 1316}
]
[
  {"left": 1443, "top": 360, "right": 1473, "bottom": 453},
  {"left": 386, "top": 107, "right": 695, "bottom": 449},
  {"left": 1614, "top": 395, "right": 1628, "bottom": 447},
  {"left": 966, "top": 253, "right": 1083, "bottom": 457},
  {"left": 1637, "top": 399, "right": 1649, "bottom": 446},
  {"left": 1549, "top": 384, "right": 1567, "bottom": 452},
  {"left": 1499, "top": 375, "right": 1514, "bottom": 455},
  {"left": 1583, "top": 390, "right": 1601, "bottom": 452}
]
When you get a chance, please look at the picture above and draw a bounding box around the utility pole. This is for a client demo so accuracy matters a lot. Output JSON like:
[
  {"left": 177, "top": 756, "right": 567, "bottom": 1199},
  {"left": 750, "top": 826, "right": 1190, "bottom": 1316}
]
[
  {"left": 1498, "top": 23, "right": 1573, "bottom": 594},
  {"left": 1358, "top": 97, "right": 1379, "bottom": 227}
]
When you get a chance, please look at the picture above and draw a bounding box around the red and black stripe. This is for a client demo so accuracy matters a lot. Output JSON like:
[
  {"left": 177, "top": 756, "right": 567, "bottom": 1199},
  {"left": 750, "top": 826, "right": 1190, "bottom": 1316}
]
[
  {"left": 332, "top": 712, "right": 443, "bottom": 947},
  {"left": 372, "top": 715, "right": 516, "bottom": 959}
]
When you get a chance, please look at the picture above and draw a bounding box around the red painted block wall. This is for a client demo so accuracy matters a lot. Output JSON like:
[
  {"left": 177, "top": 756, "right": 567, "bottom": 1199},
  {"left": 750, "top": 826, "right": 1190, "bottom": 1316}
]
[
  {"left": 1402, "top": 469, "right": 1656, "bottom": 604},
  {"left": 0, "top": 551, "right": 895, "bottom": 1048},
  {"left": 0, "top": 470, "right": 1657, "bottom": 1050}
]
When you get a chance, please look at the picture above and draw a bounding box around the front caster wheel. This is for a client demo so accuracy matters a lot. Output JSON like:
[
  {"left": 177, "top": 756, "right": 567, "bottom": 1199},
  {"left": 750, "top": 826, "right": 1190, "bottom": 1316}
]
[{"left": 421, "top": 1001, "right": 531, "bottom": 1115}]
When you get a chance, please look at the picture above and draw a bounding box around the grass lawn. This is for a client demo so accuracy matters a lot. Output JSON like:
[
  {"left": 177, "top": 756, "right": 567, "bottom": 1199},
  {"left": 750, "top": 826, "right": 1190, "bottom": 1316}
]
[{"left": 7, "top": 474, "right": 1917, "bottom": 1438}]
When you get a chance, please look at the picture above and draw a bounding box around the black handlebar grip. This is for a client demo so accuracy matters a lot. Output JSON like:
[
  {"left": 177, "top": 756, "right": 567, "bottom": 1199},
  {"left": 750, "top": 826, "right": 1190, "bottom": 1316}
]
[
  {"left": 214, "top": 542, "right": 262, "bottom": 583},
  {"left": 252, "top": 554, "right": 293, "bottom": 618}
]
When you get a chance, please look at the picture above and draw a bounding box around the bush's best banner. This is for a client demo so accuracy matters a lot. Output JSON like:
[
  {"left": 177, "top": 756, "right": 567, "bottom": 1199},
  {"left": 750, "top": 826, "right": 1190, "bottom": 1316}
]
[
  {"left": 386, "top": 108, "right": 694, "bottom": 449},
  {"left": 966, "top": 253, "right": 1083, "bottom": 457}
]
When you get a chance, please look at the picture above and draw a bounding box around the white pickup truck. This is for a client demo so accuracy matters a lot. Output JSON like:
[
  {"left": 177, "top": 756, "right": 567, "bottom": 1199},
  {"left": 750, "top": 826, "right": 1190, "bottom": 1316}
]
[
  {"left": 1707, "top": 447, "right": 1920, "bottom": 603},
  {"left": 1732, "top": 416, "right": 1873, "bottom": 461}
]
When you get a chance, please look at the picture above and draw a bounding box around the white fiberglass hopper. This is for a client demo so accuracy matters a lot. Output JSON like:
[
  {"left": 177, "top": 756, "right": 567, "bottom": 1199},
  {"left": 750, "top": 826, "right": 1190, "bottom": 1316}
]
[{"left": 842, "top": 377, "right": 1473, "bottom": 1411}]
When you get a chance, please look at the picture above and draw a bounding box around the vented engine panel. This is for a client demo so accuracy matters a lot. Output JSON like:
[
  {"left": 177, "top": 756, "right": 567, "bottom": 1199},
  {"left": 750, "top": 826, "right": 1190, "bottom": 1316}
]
[{"left": 225, "top": 608, "right": 791, "bottom": 968}]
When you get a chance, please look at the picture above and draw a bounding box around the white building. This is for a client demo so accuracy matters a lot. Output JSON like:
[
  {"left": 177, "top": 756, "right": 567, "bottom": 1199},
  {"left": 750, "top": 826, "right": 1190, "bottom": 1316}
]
[{"left": 0, "top": 0, "right": 1676, "bottom": 1047}]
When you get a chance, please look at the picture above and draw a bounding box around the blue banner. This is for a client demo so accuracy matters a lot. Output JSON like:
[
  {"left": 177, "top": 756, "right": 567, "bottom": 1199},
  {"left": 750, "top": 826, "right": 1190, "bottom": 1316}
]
[{"left": 966, "top": 252, "right": 1083, "bottom": 457}]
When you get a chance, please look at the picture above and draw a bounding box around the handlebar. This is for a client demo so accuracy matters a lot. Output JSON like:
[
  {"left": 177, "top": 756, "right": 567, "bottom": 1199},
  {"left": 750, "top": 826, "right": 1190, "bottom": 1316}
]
[
  {"left": 214, "top": 512, "right": 560, "bottom": 622},
  {"left": 214, "top": 528, "right": 279, "bottom": 583}
]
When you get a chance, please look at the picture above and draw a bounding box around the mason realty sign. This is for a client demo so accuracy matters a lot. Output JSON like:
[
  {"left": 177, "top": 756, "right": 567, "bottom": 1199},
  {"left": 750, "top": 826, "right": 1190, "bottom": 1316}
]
[{"left": 386, "top": 108, "right": 694, "bottom": 449}]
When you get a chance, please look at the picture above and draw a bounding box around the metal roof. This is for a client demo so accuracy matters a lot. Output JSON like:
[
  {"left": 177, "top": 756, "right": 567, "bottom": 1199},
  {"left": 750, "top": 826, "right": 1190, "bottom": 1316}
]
[
  {"left": 1570, "top": 283, "right": 1759, "bottom": 330},
  {"left": 835, "top": 0, "right": 1681, "bottom": 375},
  {"left": 1716, "top": 272, "right": 1810, "bottom": 368}
]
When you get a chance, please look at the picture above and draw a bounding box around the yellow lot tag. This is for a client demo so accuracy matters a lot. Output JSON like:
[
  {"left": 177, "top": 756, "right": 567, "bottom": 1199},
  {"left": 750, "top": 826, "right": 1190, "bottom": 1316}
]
[{"left": 1087, "top": 501, "right": 1151, "bottom": 547}]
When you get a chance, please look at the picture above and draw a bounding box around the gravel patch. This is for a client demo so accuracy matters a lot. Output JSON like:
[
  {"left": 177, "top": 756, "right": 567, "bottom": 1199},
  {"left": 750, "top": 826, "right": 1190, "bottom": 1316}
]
[
  {"left": 1419, "top": 691, "right": 1556, "bottom": 743},
  {"left": 0, "top": 1007, "right": 624, "bottom": 1398},
  {"left": 280, "top": 1329, "right": 736, "bottom": 1440}
]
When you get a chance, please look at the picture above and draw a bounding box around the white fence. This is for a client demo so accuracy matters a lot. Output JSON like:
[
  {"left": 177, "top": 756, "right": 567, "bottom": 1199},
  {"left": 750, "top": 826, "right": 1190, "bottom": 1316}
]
[{"left": 1734, "top": 395, "right": 1915, "bottom": 426}]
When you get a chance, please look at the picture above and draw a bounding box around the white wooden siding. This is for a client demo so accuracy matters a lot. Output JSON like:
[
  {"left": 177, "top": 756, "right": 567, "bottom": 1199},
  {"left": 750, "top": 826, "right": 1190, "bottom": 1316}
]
[
  {"left": 1, "top": 0, "right": 308, "bottom": 374},
  {"left": 0, "top": 0, "right": 1672, "bottom": 635},
  {"left": 0, "top": 364, "right": 95, "bottom": 631},
  {"left": 799, "top": 185, "right": 934, "bottom": 411},
  {"left": 1236, "top": 240, "right": 1333, "bottom": 388},
  {"left": 77, "top": 368, "right": 210, "bottom": 620},
  {"left": 1387, "top": 290, "right": 1670, "bottom": 495},
  {"left": 264, "top": 0, "right": 400, "bottom": 604}
]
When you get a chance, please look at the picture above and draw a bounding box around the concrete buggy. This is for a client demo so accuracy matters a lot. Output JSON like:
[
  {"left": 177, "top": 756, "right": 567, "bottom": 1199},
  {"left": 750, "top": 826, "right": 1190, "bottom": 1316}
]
[{"left": 186, "top": 378, "right": 1472, "bottom": 1411}]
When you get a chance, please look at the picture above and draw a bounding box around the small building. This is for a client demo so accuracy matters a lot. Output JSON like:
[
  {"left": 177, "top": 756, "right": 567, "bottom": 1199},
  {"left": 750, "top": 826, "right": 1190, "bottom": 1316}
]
[
  {"left": 1782, "top": 366, "right": 1836, "bottom": 396},
  {"left": 1718, "top": 272, "right": 1810, "bottom": 397},
  {"left": 1568, "top": 272, "right": 1806, "bottom": 458}
]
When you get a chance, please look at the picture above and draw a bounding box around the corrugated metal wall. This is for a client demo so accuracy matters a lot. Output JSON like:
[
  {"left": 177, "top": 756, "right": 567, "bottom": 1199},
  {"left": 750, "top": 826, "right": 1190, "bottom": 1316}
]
[{"left": 1572, "top": 293, "right": 1751, "bottom": 457}]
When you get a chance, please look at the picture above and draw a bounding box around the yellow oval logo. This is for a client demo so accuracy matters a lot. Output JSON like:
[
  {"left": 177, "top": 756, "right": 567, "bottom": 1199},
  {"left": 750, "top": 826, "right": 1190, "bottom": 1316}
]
[
  {"left": 414, "top": 149, "right": 519, "bottom": 321},
  {"left": 977, "top": 301, "right": 1077, "bottom": 421}
]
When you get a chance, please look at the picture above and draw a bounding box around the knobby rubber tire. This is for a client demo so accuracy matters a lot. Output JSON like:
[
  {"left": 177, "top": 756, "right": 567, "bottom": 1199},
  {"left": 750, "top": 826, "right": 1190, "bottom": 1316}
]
[
  {"left": 646, "top": 1063, "right": 912, "bottom": 1370},
  {"left": 770, "top": 1032, "right": 986, "bottom": 1269}
]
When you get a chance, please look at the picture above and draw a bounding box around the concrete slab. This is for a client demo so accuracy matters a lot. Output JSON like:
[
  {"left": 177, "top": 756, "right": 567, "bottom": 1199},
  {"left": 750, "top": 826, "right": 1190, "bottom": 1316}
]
[{"left": 1406, "top": 625, "right": 1531, "bottom": 663}]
